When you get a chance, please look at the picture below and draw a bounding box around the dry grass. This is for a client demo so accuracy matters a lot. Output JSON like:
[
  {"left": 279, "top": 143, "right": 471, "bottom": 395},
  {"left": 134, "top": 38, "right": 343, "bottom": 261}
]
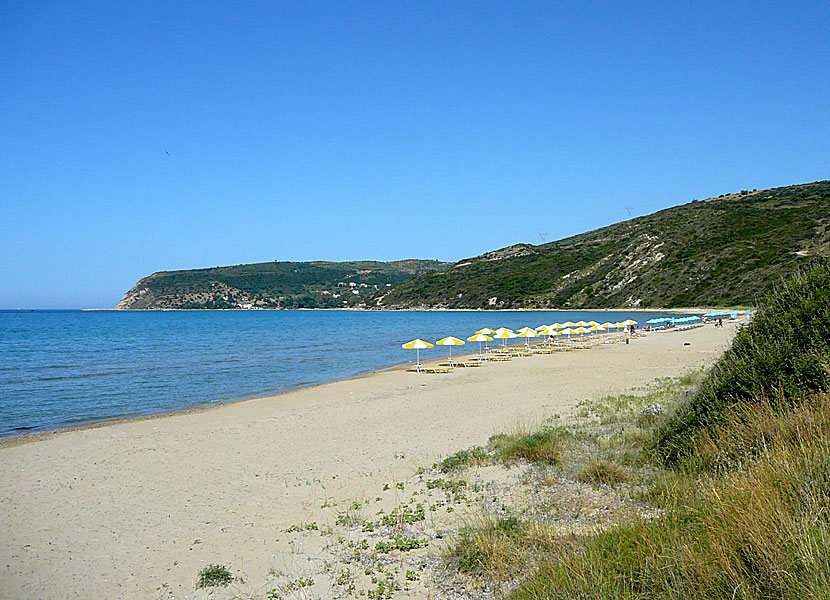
[
  {"left": 510, "top": 394, "right": 830, "bottom": 600},
  {"left": 576, "top": 459, "right": 630, "bottom": 486}
]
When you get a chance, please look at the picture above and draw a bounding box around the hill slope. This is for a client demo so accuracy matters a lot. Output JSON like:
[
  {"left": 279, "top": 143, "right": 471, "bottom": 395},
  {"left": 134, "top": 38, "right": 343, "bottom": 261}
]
[
  {"left": 373, "top": 181, "right": 830, "bottom": 309},
  {"left": 115, "top": 259, "right": 450, "bottom": 309}
]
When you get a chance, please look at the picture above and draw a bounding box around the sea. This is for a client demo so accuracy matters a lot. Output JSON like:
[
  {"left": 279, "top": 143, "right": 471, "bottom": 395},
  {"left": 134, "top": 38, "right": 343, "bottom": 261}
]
[{"left": 0, "top": 309, "right": 677, "bottom": 437}]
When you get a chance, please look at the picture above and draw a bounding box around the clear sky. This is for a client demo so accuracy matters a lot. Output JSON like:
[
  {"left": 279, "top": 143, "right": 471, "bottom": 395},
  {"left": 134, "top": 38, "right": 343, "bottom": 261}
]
[{"left": 1, "top": 1, "right": 828, "bottom": 308}]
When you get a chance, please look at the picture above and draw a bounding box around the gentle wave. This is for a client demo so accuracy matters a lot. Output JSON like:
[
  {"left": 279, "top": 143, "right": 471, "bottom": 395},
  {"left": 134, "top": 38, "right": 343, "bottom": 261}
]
[{"left": 0, "top": 309, "right": 676, "bottom": 437}]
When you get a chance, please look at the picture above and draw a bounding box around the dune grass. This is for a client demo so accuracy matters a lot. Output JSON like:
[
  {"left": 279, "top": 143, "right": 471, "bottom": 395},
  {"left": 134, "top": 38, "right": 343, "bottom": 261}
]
[{"left": 511, "top": 395, "right": 830, "bottom": 600}]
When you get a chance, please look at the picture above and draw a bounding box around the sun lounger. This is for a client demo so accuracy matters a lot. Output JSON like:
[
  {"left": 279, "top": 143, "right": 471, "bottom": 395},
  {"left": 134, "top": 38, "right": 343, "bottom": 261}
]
[{"left": 417, "top": 365, "right": 453, "bottom": 374}]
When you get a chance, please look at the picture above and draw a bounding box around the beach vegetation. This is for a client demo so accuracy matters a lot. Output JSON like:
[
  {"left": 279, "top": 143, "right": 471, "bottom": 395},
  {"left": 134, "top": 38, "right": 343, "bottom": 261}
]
[
  {"left": 576, "top": 459, "right": 630, "bottom": 486},
  {"left": 490, "top": 427, "right": 568, "bottom": 465},
  {"left": 379, "top": 503, "right": 425, "bottom": 527},
  {"left": 196, "top": 564, "right": 233, "bottom": 588},
  {"left": 436, "top": 445, "right": 488, "bottom": 472},
  {"left": 335, "top": 500, "right": 364, "bottom": 527},
  {"left": 374, "top": 535, "right": 427, "bottom": 553},
  {"left": 655, "top": 259, "right": 830, "bottom": 464}
]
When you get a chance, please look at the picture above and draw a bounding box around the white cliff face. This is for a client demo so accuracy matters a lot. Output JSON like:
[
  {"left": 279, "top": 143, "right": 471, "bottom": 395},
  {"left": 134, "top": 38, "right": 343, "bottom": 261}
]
[{"left": 115, "top": 279, "right": 156, "bottom": 309}]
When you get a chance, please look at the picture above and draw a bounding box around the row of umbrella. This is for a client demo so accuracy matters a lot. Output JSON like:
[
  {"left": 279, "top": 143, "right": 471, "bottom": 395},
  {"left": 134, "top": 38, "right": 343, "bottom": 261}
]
[
  {"left": 645, "top": 315, "right": 702, "bottom": 324},
  {"left": 403, "top": 320, "right": 639, "bottom": 366}
]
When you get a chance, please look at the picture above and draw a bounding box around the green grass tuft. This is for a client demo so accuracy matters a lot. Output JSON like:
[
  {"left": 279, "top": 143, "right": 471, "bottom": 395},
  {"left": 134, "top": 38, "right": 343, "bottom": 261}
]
[
  {"left": 438, "top": 446, "right": 489, "bottom": 472},
  {"left": 196, "top": 564, "right": 233, "bottom": 588},
  {"left": 490, "top": 428, "right": 568, "bottom": 465}
]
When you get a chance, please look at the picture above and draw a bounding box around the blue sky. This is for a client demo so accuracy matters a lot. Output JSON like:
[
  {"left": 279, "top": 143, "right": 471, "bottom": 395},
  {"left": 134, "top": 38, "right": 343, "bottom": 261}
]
[{"left": 1, "top": 1, "right": 828, "bottom": 308}]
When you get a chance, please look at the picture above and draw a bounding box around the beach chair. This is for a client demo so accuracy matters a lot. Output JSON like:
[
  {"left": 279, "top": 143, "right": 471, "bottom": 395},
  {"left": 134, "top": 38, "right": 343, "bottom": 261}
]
[
  {"left": 452, "top": 360, "right": 484, "bottom": 367},
  {"left": 417, "top": 364, "right": 453, "bottom": 374}
]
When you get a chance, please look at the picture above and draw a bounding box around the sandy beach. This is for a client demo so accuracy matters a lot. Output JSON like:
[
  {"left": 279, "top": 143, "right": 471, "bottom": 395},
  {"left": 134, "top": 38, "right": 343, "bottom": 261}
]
[{"left": 0, "top": 324, "right": 736, "bottom": 599}]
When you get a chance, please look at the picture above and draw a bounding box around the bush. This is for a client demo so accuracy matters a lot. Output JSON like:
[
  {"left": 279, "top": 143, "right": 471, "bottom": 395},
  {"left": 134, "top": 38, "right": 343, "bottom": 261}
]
[
  {"left": 196, "top": 564, "right": 233, "bottom": 588},
  {"left": 655, "top": 260, "right": 830, "bottom": 464}
]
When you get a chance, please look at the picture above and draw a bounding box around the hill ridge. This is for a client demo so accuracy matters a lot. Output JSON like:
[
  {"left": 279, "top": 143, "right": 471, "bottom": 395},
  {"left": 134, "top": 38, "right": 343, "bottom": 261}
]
[
  {"left": 115, "top": 259, "right": 450, "bottom": 309},
  {"left": 372, "top": 180, "right": 830, "bottom": 309}
]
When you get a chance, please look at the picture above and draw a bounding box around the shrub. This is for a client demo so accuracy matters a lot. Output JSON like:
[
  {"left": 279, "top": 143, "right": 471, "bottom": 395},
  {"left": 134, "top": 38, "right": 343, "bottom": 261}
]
[{"left": 655, "top": 260, "right": 830, "bottom": 464}]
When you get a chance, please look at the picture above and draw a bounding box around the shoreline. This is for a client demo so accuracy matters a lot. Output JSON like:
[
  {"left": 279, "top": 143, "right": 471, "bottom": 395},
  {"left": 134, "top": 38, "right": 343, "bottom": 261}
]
[
  {"left": 0, "top": 314, "right": 729, "bottom": 447},
  {"left": 0, "top": 359, "right": 413, "bottom": 450},
  {"left": 1, "top": 324, "right": 738, "bottom": 599}
]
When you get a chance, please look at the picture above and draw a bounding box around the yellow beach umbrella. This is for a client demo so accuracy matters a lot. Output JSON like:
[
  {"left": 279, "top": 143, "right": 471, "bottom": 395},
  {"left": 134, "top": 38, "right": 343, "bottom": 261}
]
[
  {"left": 467, "top": 333, "right": 492, "bottom": 359},
  {"left": 588, "top": 324, "right": 605, "bottom": 339},
  {"left": 600, "top": 322, "right": 615, "bottom": 328},
  {"left": 560, "top": 327, "right": 578, "bottom": 338},
  {"left": 402, "top": 339, "right": 433, "bottom": 368},
  {"left": 561, "top": 321, "right": 576, "bottom": 327},
  {"left": 476, "top": 328, "right": 496, "bottom": 335},
  {"left": 517, "top": 328, "right": 539, "bottom": 349},
  {"left": 436, "top": 336, "right": 465, "bottom": 365},
  {"left": 517, "top": 327, "right": 536, "bottom": 335},
  {"left": 536, "top": 325, "right": 553, "bottom": 336},
  {"left": 493, "top": 328, "right": 517, "bottom": 348},
  {"left": 622, "top": 319, "right": 638, "bottom": 326},
  {"left": 576, "top": 320, "right": 591, "bottom": 327}
]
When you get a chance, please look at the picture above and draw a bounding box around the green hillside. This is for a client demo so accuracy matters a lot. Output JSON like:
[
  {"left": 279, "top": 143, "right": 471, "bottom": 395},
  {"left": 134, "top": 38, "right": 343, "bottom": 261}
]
[
  {"left": 373, "top": 181, "right": 830, "bottom": 309},
  {"left": 115, "top": 259, "right": 450, "bottom": 309}
]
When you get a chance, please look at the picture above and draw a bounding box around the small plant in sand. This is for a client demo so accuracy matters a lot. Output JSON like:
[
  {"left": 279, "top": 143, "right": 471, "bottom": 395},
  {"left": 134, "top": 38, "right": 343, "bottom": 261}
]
[
  {"left": 379, "top": 503, "right": 425, "bottom": 527},
  {"left": 196, "top": 564, "right": 233, "bottom": 588},
  {"left": 437, "top": 445, "right": 489, "bottom": 472},
  {"left": 335, "top": 500, "right": 364, "bottom": 527}
]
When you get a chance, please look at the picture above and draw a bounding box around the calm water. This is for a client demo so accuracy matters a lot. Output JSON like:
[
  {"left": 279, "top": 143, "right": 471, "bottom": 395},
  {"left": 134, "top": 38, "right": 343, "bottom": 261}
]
[{"left": 0, "top": 309, "right": 672, "bottom": 437}]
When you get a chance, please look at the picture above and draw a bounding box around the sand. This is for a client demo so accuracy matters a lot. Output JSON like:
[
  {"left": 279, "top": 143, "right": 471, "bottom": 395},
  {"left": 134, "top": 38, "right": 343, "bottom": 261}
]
[{"left": 0, "top": 324, "right": 736, "bottom": 599}]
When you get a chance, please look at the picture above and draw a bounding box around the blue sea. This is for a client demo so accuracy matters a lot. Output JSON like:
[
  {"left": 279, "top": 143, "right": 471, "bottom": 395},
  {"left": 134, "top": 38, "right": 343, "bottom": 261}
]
[{"left": 0, "top": 309, "right": 674, "bottom": 437}]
